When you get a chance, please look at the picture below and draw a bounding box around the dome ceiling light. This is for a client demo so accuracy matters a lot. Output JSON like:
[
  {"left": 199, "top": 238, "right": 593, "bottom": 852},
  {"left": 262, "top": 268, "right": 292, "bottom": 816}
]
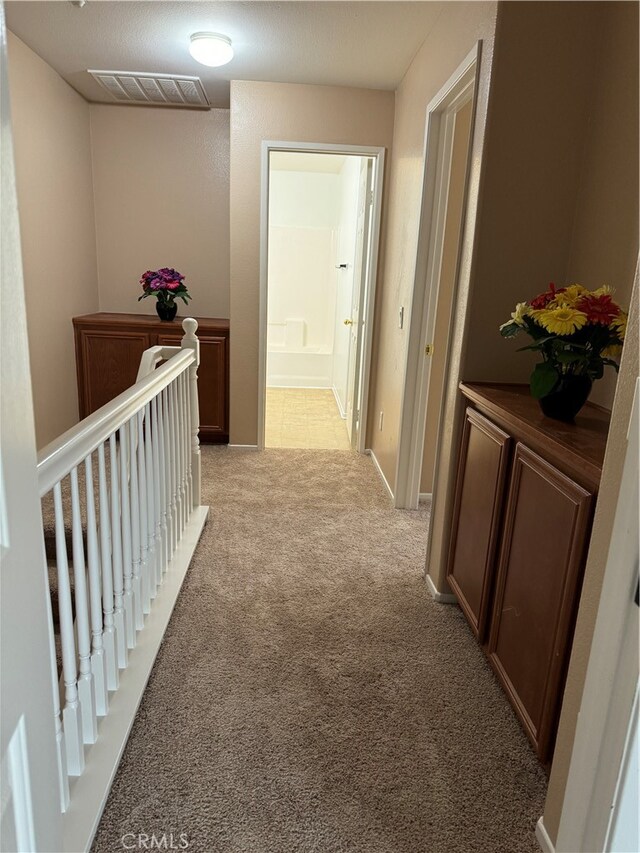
[{"left": 189, "top": 33, "right": 234, "bottom": 67}]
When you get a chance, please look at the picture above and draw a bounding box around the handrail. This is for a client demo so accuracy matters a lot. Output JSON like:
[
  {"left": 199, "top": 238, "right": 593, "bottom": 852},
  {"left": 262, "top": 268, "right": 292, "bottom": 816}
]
[
  {"left": 136, "top": 346, "right": 181, "bottom": 383},
  {"left": 37, "top": 348, "right": 195, "bottom": 497}
]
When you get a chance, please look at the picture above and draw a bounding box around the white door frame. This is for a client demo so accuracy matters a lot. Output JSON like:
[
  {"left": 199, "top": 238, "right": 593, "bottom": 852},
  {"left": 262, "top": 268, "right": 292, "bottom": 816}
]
[
  {"left": 258, "top": 141, "right": 385, "bottom": 453},
  {"left": 394, "top": 44, "right": 480, "bottom": 509},
  {"left": 549, "top": 373, "right": 639, "bottom": 853}
]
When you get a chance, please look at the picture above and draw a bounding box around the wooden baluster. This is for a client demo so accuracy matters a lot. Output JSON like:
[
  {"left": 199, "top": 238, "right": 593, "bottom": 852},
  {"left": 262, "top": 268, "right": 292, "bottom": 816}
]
[
  {"left": 162, "top": 386, "right": 175, "bottom": 559},
  {"left": 169, "top": 380, "right": 179, "bottom": 547},
  {"left": 70, "top": 467, "right": 97, "bottom": 744},
  {"left": 151, "top": 395, "right": 164, "bottom": 582},
  {"left": 109, "top": 433, "right": 128, "bottom": 668},
  {"left": 53, "top": 481, "right": 84, "bottom": 776},
  {"left": 119, "top": 421, "right": 136, "bottom": 647},
  {"left": 176, "top": 373, "right": 186, "bottom": 533},
  {"left": 157, "top": 389, "right": 169, "bottom": 572},
  {"left": 171, "top": 379, "right": 183, "bottom": 541},
  {"left": 137, "top": 408, "right": 151, "bottom": 614},
  {"left": 129, "top": 416, "right": 144, "bottom": 630},
  {"left": 144, "top": 402, "right": 157, "bottom": 598},
  {"left": 181, "top": 371, "right": 191, "bottom": 523},
  {"left": 184, "top": 368, "right": 194, "bottom": 517},
  {"left": 182, "top": 318, "right": 201, "bottom": 509},
  {"left": 84, "top": 455, "right": 108, "bottom": 717},
  {"left": 98, "top": 443, "right": 118, "bottom": 690},
  {"left": 45, "top": 563, "right": 69, "bottom": 810}
]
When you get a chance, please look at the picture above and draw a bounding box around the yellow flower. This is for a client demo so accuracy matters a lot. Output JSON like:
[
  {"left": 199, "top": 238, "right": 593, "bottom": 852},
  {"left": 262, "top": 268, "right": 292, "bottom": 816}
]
[
  {"left": 511, "top": 302, "right": 531, "bottom": 326},
  {"left": 593, "top": 284, "right": 614, "bottom": 297},
  {"left": 557, "top": 284, "right": 588, "bottom": 306},
  {"left": 535, "top": 306, "right": 588, "bottom": 336},
  {"left": 610, "top": 311, "right": 627, "bottom": 340}
]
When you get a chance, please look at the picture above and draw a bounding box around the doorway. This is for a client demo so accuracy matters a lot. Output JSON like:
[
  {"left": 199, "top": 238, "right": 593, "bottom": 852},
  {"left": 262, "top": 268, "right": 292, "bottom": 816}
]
[
  {"left": 395, "top": 47, "right": 479, "bottom": 509},
  {"left": 258, "top": 143, "right": 385, "bottom": 452}
]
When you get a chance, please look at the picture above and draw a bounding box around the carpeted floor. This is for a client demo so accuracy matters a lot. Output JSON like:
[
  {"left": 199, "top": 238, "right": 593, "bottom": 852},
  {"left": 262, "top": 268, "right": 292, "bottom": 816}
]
[{"left": 92, "top": 447, "right": 547, "bottom": 853}]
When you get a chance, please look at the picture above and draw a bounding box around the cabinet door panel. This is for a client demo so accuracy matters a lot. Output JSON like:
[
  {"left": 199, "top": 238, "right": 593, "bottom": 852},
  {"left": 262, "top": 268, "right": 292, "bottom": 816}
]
[
  {"left": 78, "top": 330, "right": 152, "bottom": 416},
  {"left": 487, "top": 443, "right": 592, "bottom": 761},
  {"left": 447, "top": 408, "right": 511, "bottom": 640},
  {"left": 157, "top": 333, "right": 228, "bottom": 442}
]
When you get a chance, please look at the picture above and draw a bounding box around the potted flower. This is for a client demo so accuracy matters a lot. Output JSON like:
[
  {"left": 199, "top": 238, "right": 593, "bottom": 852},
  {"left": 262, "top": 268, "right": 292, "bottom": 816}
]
[
  {"left": 500, "top": 283, "right": 627, "bottom": 421},
  {"left": 138, "top": 268, "right": 192, "bottom": 321}
]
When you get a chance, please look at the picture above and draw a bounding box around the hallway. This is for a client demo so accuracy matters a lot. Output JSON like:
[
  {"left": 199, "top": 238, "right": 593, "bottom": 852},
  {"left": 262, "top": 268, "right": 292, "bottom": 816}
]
[{"left": 92, "top": 447, "right": 546, "bottom": 853}]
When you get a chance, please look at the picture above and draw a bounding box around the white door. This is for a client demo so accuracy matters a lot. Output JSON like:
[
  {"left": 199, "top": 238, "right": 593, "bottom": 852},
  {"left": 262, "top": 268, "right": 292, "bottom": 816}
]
[
  {"left": 0, "top": 8, "right": 64, "bottom": 850},
  {"left": 345, "top": 159, "right": 373, "bottom": 445}
]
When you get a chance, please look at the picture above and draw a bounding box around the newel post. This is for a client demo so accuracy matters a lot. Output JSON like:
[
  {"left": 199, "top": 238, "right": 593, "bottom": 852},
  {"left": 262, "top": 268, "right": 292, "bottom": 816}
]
[{"left": 181, "top": 318, "right": 201, "bottom": 508}]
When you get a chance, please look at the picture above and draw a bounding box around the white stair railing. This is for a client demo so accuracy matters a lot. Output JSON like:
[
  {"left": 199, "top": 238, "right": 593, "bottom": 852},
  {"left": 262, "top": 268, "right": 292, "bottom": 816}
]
[{"left": 37, "top": 319, "right": 206, "bottom": 843}]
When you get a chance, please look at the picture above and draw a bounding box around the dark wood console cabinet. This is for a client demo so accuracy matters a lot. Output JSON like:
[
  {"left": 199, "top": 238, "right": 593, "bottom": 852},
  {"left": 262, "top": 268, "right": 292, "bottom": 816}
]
[
  {"left": 73, "top": 313, "right": 229, "bottom": 443},
  {"left": 447, "top": 383, "right": 609, "bottom": 765}
]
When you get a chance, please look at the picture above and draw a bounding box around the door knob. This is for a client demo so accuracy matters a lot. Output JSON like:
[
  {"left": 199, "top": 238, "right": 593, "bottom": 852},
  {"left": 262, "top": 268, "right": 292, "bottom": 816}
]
[{"left": 344, "top": 318, "right": 353, "bottom": 326}]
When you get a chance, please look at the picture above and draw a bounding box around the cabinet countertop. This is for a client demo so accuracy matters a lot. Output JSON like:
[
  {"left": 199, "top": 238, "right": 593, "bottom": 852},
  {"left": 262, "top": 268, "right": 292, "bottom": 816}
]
[
  {"left": 73, "top": 312, "right": 230, "bottom": 330},
  {"left": 460, "top": 382, "right": 610, "bottom": 486}
]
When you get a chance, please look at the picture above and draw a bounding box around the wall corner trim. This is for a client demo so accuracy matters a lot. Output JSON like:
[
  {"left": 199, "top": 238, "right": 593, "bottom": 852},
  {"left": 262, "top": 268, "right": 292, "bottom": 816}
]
[
  {"left": 425, "top": 572, "right": 457, "bottom": 604},
  {"left": 366, "top": 449, "right": 394, "bottom": 502},
  {"left": 419, "top": 492, "right": 432, "bottom": 503},
  {"left": 535, "top": 817, "right": 555, "bottom": 853}
]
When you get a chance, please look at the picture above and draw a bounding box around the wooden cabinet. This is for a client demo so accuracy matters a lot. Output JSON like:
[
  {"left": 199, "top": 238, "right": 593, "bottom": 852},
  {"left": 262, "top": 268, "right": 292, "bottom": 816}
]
[
  {"left": 73, "top": 313, "right": 229, "bottom": 443},
  {"left": 447, "top": 383, "right": 609, "bottom": 765}
]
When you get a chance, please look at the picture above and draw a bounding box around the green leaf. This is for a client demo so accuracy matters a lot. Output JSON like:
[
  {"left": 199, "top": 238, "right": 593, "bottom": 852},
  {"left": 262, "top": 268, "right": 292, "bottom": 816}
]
[
  {"left": 530, "top": 362, "right": 559, "bottom": 399},
  {"left": 500, "top": 322, "right": 520, "bottom": 338}
]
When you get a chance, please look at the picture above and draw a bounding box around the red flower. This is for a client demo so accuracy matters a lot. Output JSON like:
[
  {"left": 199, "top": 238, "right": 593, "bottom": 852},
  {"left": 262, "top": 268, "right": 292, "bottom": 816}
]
[
  {"left": 530, "top": 282, "right": 565, "bottom": 309},
  {"left": 576, "top": 293, "right": 619, "bottom": 325}
]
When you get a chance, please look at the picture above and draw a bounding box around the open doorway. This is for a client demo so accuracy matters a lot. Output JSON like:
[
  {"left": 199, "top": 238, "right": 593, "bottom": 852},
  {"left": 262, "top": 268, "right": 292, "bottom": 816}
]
[
  {"left": 395, "top": 47, "right": 478, "bottom": 509},
  {"left": 258, "top": 143, "right": 385, "bottom": 452}
]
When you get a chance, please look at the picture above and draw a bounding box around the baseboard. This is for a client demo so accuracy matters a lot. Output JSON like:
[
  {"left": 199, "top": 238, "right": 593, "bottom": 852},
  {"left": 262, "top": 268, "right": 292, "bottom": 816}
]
[
  {"left": 535, "top": 817, "right": 555, "bottom": 853},
  {"left": 425, "top": 572, "right": 457, "bottom": 604},
  {"left": 366, "top": 449, "right": 394, "bottom": 502},
  {"left": 228, "top": 444, "right": 259, "bottom": 450},
  {"left": 62, "top": 507, "right": 209, "bottom": 853},
  {"left": 332, "top": 386, "right": 347, "bottom": 419},
  {"left": 419, "top": 492, "right": 432, "bottom": 503}
]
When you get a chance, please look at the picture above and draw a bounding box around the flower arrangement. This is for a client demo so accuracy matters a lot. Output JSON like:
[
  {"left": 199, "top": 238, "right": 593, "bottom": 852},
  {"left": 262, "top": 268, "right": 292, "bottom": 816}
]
[
  {"left": 500, "top": 283, "right": 627, "bottom": 418},
  {"left": 138, "top": 268, "right": 191, "bottom": 306}
]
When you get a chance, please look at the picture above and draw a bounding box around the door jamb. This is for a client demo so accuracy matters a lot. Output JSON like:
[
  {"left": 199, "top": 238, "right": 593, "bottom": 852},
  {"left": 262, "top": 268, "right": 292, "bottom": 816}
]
[
  {"left": 394, "top": 44, "right": 480, "bottom": 509},
  {"left": 258, "top": 141, "right": 385, "bottom": 452}
]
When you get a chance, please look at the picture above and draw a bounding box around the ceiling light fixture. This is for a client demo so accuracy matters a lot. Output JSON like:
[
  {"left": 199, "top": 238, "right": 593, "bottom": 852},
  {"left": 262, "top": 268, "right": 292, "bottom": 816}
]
[{"left": 189, "top": 32, "right": 234, "bottom": 67}]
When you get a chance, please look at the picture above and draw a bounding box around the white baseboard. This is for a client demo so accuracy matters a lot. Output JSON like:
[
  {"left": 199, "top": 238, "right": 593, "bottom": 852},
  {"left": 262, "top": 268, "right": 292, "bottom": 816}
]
[
  {"left": 332, "top": 386, "right": 347, "bottom": 419},
  {"left": 228, "top": 444, "right": 259, "bottom": 450},
  {"left": 425, "top": 572, "right": 457, "bottom": 604},
  {"left": 62, "top": 507, "right": 209, "bottom": 853},
  {"left": 535, "top": 817, "right": 555, "bottom": 853},
  {"left": 366, "top": 449, "right": 394, "bottom": 502},
  {"left": 419, "top": 492, "right": 432, "bottom": 503}
]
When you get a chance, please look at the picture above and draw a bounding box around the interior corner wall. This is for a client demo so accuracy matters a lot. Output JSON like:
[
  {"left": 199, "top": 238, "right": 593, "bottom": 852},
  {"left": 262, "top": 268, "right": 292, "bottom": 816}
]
[
  {"left": 367, "top": 1, "right": 498, "bottom": 489},
  {"left": 229, "top": 80, "right": 395, "bottom": 446},
  {"left": 7, "top": 31, "right": 99, "bottom": 449},
  {"left": 90, "top": 104, "right": 230, "bottom": 319}
]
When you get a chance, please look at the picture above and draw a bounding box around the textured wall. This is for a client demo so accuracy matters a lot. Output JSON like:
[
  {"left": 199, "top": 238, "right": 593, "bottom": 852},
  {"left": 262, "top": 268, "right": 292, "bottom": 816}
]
[
  {"left": 90, "top": 105, "right": 230, "bottom": 319},
  {"left": 7, "top": 31, "right": 99, "bottom": 448}
]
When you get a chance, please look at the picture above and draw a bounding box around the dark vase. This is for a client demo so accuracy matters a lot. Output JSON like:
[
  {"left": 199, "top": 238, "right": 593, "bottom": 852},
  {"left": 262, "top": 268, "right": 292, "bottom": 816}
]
[
  {"left": 156, "top": 300, "right": 177, "bottom": 322},
  {"left": 539, "top": 374, "right": 593, "bottom": 422}
]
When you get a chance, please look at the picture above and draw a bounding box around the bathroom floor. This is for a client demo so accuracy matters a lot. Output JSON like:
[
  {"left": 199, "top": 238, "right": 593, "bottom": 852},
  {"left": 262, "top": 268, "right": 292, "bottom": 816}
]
[{"left": 265, "top": 388, "right": 352, "bottom": 450}]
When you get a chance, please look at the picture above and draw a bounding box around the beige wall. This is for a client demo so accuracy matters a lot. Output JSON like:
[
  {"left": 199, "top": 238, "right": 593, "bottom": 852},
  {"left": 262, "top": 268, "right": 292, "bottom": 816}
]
[
  {"left": 7, "top": 32, "right": 99, "bottom": 449},
  {"left": 90, "top": 105, "right": 230, "bottom": 319},
  {"left": 367, "top": 2, "right": 498, "bottom": 487},
  {"left": 420, "top": 99, "right": 472, "bottom": 493},
  {"left": 229, "top": 80, "right": 395, "bottom": 445},
  {"left": 565, "top": 1, "right": 639, "bottom": 409}
]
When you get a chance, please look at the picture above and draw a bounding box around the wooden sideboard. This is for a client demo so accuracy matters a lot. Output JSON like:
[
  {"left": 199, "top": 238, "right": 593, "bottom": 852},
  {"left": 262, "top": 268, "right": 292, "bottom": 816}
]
[
  {"left": 447, "top": 382, "right": 609, "bottom": 765},
  {"left": 73, "top": 313, "right": 229, "bottom": 443}
]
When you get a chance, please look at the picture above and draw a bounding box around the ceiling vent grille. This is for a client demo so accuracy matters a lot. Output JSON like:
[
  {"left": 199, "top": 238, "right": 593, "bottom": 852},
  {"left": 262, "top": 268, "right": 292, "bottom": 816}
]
[{"left": 88, "top": 70, "right": 210, "bottom": 108}]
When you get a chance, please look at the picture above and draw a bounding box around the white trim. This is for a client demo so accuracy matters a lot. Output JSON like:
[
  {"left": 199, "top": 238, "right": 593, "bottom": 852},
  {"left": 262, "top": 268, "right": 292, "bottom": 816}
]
[
  {"left": 419, "top": 492, "right": 432, "bottom": 503},
  {"left": 365, "top": 449, "right": 394, "bottom": 502},
  {"left": 332, "top": 386, "right": 347, "bottom": 419},
  {"left": 62, "top": 507, "right": 209, "bottom": 853},
  {"left": 394, "top": 43, "right": 480, "bottom": 510},
  {"left": 425, "top": 572, "right": 457, "bottom": 604},
  {"left": 228, "top": 444, "right": 259, "bottom": 450},
  {"left": 535, "top": 817, "right": 555, "bottom": 853},
  {"left": 258, "top": 141, "right": 386, "bottom": 454}
]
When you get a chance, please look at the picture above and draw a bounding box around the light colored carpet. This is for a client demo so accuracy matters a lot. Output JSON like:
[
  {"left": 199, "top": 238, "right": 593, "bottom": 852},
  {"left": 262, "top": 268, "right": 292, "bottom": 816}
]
[{"left": 92, "top": 447, "right": 546, "bottom": 853}]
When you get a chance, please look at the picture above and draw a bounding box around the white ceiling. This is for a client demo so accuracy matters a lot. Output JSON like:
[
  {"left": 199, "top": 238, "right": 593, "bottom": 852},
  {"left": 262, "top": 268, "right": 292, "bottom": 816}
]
[
  {"left": 5, "top": 1, "right": 444, "bottom": 109},
  {"left": 270, "top": 152, "right": 348, "bottom": 173}
]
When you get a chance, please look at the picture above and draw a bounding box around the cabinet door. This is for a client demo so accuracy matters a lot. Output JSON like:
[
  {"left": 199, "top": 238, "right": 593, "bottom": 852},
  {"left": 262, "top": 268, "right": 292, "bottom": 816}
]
[
  {"left": 447, "top": 408, "right": 511, "bottom": 640},
  {"left": 487, "top": 443, "right": 592, "bottom": 762},
  {"left": 77, "top": 329, "right": 152, "bottom": 417},
  {"left": 157, "top": 333, "right": 228, "bottom": 442}
]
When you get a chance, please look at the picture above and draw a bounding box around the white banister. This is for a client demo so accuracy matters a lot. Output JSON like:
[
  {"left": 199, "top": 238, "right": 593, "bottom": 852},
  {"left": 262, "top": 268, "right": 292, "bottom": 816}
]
[
  {"left": 98, "top": 443, "right": 118, "bottom": 691},
  {"left": 129, "top": 416, "right": 144, "bottom": 631},
  {"left": 182, "top": 318, "right": 201, "bottom": 509},
  {"left": 144, "top": 402, "right": 158, "bottom": 599},
  {"left": 137, "top": 408, "right": 151, "bottom": 616},
  {"left": 119, "top": 422, "right": 136, "bottom": 648},
  {"left": 109, "top": 434, "right": 127, "bottom": 669},
  {"left": 84, "top": 454, "right": 108, "bottom": 717}
]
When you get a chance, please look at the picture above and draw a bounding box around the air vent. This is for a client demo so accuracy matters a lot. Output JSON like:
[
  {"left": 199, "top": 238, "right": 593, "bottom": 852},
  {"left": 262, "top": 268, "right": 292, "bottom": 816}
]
[{"left": 88, "top": 70, "right": 210, "bottom": 108}]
